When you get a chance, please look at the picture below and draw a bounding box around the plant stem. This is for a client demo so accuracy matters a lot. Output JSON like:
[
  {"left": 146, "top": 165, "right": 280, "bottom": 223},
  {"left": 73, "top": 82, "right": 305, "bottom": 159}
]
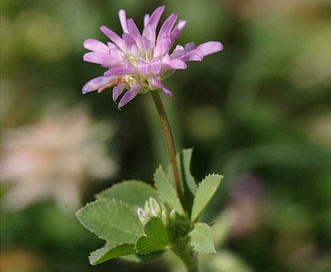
[
  {"left": 151, "top": 91, "right": 184, "bottom": 206},
  {"left": 188, "top": 254, "right": 198, "bottom": 272},
  {"left": 173, "top": 241, "right": 198, "bottom": 272}
]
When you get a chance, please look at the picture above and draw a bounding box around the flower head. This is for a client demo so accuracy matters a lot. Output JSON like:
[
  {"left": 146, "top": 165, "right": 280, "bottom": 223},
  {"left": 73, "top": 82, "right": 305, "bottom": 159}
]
[
  {"left": 82, "top": 6, "right": 223, "bottom": 107},
  {"left": 0, "top": 106, "right": 117, "bottom": 212}
]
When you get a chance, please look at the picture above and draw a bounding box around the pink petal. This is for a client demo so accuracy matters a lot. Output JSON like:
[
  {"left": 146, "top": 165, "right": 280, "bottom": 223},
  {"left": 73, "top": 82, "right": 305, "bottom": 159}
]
[
  {"left": 127, "top": 19, "right": 142, "bottom": 45},
  {"left": 197, "top": 41, "right": 224, "bottom": 56},
  {"left": 118, "top": 84, "right": 141, "bottom": 107},
  {"left": 83, "top": 52, "right": 122, "bottom": 66},
  {"left": 141, "top": 36, "right": 153, "bottom": 55},
  {"left": 144, "top": 14, "right": 150, "bottom": 27},
  {"left": 170, "top": 45, "right": 185, "bottom": 59},
  {"left": 184, "top": 42, "right": 196, "bottom": 51},
  {"left": 119, "top": 9, "right": 128, "bottom": 33},
  {"left": 122, "top": 33, "right": 139, "bottom": 55},
  {"left": 150, "top": 77, "right": 173, "bottom": 96},
  {"left": 162, "top": 56, "right": 187, "bottom": 70},
  {"left": 82, "top": 76, "right": 115, "bottom": 94},
  {"left": 184, "top": 50, "right": 204, "bottom": 61},
  {"left": 170, "top": 19, "right": 186, "bottom": 43},
  {"left": 157, "top": 13, "right": 177, "bottom": 42},
  {"left": 142, "top": 6, "right": 165, "bottom": 44},
  {"left": 83, "top": 39, "right": 109, "bottom": 53},
  {"left": 154, "top": 38, "right": 172, "bottom": 58},
  {"left": 107, "top": 42, "right": 117, "bottom": 49},
  {"left": 100, "top": 25, "right": 126, "bottom": 51},
  {"left": 108, "top": 48, "right": 125, "bottom": 63},
  {"left": 138, "top": 58, "right": 161, "bottom": 75},
  {"left": 146, "top": 6, "right": 165, "bottom": 30},
  {"left": 113, "top": 82, "right": 126, "bottom": 101},
  {"left": 104, "top": 63, "right": 136, "bottom": 76}
]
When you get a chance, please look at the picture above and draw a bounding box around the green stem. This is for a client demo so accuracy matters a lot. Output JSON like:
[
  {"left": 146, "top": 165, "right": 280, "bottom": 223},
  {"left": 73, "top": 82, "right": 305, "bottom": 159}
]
[
  {"left": 182, "top": 253, "right": 198, "bottom": 272},
  {"left": 188, "top": 254, "right": 198, "bottom": 272},
  {"left": 172, "top": 240, "right": 198, "bottom": 272},
  {"left": 151, "top": 91, "right": 184, "bottom": 206}
]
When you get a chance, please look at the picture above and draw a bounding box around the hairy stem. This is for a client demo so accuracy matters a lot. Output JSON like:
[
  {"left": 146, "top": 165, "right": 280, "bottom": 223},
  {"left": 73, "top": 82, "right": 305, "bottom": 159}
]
[{"left": 151, "top": 91, "right": 184, "bottom": 206}]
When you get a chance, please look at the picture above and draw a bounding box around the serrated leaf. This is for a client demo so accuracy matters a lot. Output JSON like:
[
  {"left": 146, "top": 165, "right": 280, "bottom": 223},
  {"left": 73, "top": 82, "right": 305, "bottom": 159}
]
[
  {"left": 89, "top": 243, "right": 135, "bottom": 265},
  {"left": 189, "top": 223, "right": 215, "bottom": 253},
  {"left": 136, "top": 217, "right": 170, "bottom": 254},
  {"left": 191, "top": 174, "right": 223, "bottom": 222},
  {"left": 154, "top": 166, "right": 184, "bottom": 215},
  {"left": 76, "top": 199, "right": 144, "bottom": 244},
  {"left": 97, "top": 180, "right": 158, "bottom": 209},
  {"left": 177, "top": 148, "right": 197, "bottom": 195}
]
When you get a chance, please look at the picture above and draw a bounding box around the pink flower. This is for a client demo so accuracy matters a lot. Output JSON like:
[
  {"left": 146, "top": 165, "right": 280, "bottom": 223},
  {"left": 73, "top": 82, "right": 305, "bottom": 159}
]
[
  {"left": 0, "top": 107, "right": 117, "bottom": 212},
  {"left": 82, "top": 6, "right": 223, "bottom": 107}
]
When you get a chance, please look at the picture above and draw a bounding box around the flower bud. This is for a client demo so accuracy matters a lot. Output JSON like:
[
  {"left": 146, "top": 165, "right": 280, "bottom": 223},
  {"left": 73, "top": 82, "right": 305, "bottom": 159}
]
[
  {"left": 137, "top": 198, "right": 175, "bottom": 226},
  {"left": 137, "top": 208, "right": 147, "bottom": 225}
]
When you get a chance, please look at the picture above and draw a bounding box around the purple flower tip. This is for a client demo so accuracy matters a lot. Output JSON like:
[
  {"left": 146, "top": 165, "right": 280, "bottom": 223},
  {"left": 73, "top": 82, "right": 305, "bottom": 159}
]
[{"left": 82, "top": 6, "right": 223, "bottom": 107}]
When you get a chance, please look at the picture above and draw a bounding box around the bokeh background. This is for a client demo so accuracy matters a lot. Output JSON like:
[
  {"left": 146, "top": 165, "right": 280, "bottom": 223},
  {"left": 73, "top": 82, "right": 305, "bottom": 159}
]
[{"left": 1, "top": 0, "right": 331, "bottom": 271}]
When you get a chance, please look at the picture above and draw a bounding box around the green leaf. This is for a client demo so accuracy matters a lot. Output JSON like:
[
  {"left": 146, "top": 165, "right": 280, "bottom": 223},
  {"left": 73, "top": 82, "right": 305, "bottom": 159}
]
[
  {"left": 97, "top": 180, "right": 158, "bottom": 209},
  {"left": 191, "top": 174, "right": 223, "bottom": 222},
  {"left": 154, "top": 166, "right": 184, "bottom": 215},
  {"left": 189, "top": 223, "right": 215, "bottom": 253},
  {"left": 76, "top": 199, "right": 144, "bottom": 244},
  {"left": 89, "top": 242, "right": 135, "bottom": 265},
  {"left": 136, "top": 217, "right": 170, "bottom": 254},
  {"left": 177, "top": 148, "right": 197, "bottom": 195},
  {"left": 176, "top": 148, "right": 198, "bottom": 215},
  {"left": 120, "top": 251, "right": 163, "bottom": 263}
]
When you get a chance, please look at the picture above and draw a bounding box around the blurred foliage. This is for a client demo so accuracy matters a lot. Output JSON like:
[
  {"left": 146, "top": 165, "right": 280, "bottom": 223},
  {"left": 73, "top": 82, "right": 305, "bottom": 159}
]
[{"left": 1, "top": 0, "right": 331, "bottom": 272}]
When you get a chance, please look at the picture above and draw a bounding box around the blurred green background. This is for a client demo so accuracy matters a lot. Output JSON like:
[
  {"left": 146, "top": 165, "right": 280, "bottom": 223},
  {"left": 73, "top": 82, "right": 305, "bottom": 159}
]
[{"left": 1, "top": 0, "right": 331, "bottom": 271}]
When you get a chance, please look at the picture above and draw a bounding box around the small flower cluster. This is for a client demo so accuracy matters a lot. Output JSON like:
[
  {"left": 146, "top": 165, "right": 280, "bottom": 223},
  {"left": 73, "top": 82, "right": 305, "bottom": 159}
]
[
  {"left": 0, "top": 106, "right": 117, "bottom": 212},
  {"left": 82, "top": 6, "right": 223, "bottom": 107},
  {"left": 137, "top": 197, "right": 175, "bottom": 226}
]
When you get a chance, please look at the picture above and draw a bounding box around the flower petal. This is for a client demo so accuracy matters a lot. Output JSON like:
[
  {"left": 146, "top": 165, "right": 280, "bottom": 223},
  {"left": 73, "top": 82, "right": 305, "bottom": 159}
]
[
  {"left": 113, "top": 82, "right": 126, "bottom": 101},
  {"left": 146, "top": 6, "right": 165, "bottom": 30},
  {"left": 144, "top": 14, "right": 150, "bottom": 27},
  {"left": 157, "top": 13, "right": 177, "bottom": 42},
  {"left": 138, "top": 58, "right": 161, "bottom": 75},
  {"left": 127, "top": 19, "right": 142, "bottom": 46},
  {"left": 184, "top": 50, "right": 204, "bottom": 61},
  {"left": 141, "top": 36, "right": 153, "bottom": 55},
  {"left": 119, "top": 9, "right": 128, "bottom": 33},
  {"left": 83, "top": 39, "right": 109, "bottom": 53},
  {"left": 142, "top": 6, "right": 165, "bottom": 44},
  {"left": 118, "top": 84, "right": 141, "bottom": 108},
  {"left": 104, "top": 63, "right": 136, "bottom": 76},
  {"left": 122, "top": 33, "right": 139, "bottom": 55},
  {"left": 82, "top": 76, "right": 115, "bottom": 94},
  {"left": 184, "top": 42, "right": 196, "bottom": 51},
  {"left": 197, "top": 41, "right": 224, "bottom": 56},
  {"left": 163, "top": 56, "right": 187, "bottom": 70},
  {"left": 150, "top": 77, "right": 173, "bottom": 96},
  {"left": 83, "top": 52, "right": 122, "bottom": 66},
  {"left": 154, "top": 38, "right": 172, "bottom": 58},
  {"left": 170, "top": 45, "right": 185, "bottom": 59},
  {"left": 170, "top": 19, "right": 186, "bottom": 43},
  {"left": 100, "top": 25, "right": 126, "bottom": 51},
  {"left": 170, "top": 42, "right": 203, "bottom": 62}
]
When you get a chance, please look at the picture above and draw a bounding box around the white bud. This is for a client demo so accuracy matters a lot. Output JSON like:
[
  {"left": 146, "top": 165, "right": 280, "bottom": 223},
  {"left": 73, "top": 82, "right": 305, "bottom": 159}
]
[
  {"left": 161, "top": 209, "right": 168, "bottom": 226},
  {"left": 137, "top": 208, "right": 147, "bottom": 224},
  {"left": 170, "top": 209, "right": 176, "bottom": 222}
]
